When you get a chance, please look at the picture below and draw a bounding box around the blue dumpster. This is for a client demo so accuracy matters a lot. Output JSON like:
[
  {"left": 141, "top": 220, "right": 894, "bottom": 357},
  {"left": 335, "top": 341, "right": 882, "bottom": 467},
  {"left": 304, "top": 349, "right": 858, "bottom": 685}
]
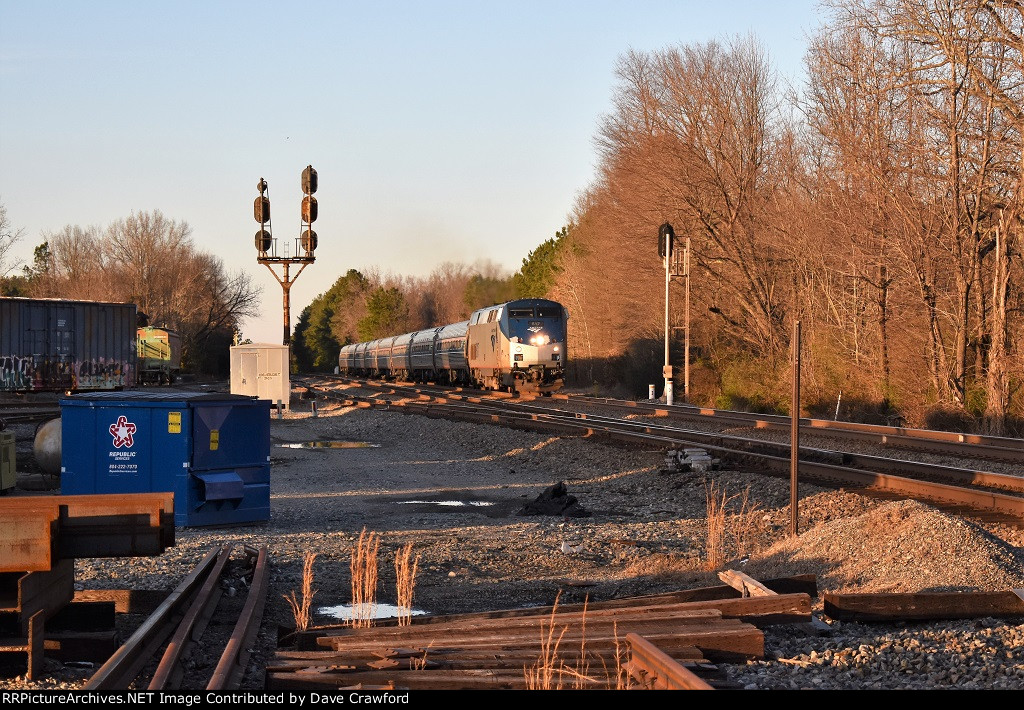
[{"left": 59, "top": 391, "right": 271, "bottom": 527}]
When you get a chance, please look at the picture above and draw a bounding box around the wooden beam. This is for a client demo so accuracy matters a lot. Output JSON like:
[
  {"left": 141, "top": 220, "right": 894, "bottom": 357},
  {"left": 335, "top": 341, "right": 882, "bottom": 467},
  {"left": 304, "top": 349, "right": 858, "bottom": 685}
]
[
  {"left": 719, "top": 570, "right": 777, "bottom": 597},
  {"left": 824, "top": 591, "right": 1024, "bottom": 621}
]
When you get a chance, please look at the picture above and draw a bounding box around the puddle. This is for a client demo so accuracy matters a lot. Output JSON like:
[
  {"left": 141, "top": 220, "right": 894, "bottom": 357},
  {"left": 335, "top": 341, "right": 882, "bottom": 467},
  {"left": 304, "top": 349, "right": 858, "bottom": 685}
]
[
  {"left": 277, "top": 441, "right": 380, "bottom": 449},
  {"left": 397, "top": 500, "right": 495, "bottom": 507},
  {"left": 319, "top": 602, "right": 427, "bottom": 621}
]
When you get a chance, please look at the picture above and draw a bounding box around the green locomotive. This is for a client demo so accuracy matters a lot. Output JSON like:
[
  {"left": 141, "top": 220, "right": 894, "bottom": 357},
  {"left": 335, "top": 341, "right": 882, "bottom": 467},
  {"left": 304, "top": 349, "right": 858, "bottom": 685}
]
[{"left": 136, "top": 326, "right": 182, "bottom": 385}]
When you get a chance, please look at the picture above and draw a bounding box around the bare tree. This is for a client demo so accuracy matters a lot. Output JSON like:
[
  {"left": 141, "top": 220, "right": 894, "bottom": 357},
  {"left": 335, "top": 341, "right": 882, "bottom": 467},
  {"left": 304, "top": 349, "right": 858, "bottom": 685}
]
[
  {"left": 596, "top": 36, "right": 793, "bottom": 361},
  {"left": 0, "top": 200, "right": 24, "bottom": 279}
]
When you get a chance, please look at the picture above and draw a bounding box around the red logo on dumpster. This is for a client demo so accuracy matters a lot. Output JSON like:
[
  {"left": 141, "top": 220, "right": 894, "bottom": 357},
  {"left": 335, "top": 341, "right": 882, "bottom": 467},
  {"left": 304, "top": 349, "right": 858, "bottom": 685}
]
[{"left": 109, "top": 415, "right": 137, "bottom": 448}]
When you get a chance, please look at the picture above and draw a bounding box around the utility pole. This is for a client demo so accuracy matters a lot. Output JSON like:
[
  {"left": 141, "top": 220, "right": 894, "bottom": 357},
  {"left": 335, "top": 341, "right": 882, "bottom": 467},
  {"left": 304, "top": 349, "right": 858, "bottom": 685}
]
[
  {"left": 658, "top": 223, "right": 675, "bottom": 405},
  {"left": 254, "top": 165, "right": 318, "bottom": 347},
  {"left": 683, "top": 232, "right": 691, "bottom": 404}
]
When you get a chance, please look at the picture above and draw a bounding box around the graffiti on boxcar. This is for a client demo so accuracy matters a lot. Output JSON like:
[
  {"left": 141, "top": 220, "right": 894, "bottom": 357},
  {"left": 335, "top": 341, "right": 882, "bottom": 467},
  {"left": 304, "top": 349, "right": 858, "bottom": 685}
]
[
  {"left": 75, "top": 357, "right": 133, "bottom": 390},
  {"left": 1, "top": 355, "right": 134, "bottom": 392},
  {"left": 1, "top": 356, "right": 33, "bottom": 390}
]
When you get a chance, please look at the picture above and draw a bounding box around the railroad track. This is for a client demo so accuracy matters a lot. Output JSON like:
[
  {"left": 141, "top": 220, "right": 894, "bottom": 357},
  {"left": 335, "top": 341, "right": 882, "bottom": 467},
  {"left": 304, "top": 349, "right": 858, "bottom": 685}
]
[
  {"left": 315, "top": 374, "right": 1024, "bottom": 463},
  {"left": 296, "top": 375, "right": 1024, "bottom": 525},
  {"left": 0, "top": 402, "right": 61, "bottom": 425},
  {"left": 83, "top": 544, "right": 269, "bottom": 691},
  {"left": 566, "top": 395, "right": 1024, "bottom": 463}
]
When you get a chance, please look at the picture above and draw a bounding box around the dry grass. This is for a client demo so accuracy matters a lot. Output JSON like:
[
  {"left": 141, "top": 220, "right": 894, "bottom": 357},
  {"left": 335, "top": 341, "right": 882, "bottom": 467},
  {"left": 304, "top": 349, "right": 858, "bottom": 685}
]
[
  {"left": 523, "top": 593, "right": 628, "bottom": 690},
  {"left": 705, "top": 482, "right": 730, "bottom": 570},
  {"left": 705, "top": 482, "right": 761, "bottom": 570},
  {"left": 524, "top": 593, "right": 571, "bottom": 690},
  {"left": 283, "top": 551, "right": 317, "bottom": 631},
  {"left": 349, "top": 528, "right": 380, "bottom": 628},
  {"left": 394, "top": 542, "right": 420, "bottom": 627},
  {"left": 731, "top": 486, "right": 763, "bottom": 558}
]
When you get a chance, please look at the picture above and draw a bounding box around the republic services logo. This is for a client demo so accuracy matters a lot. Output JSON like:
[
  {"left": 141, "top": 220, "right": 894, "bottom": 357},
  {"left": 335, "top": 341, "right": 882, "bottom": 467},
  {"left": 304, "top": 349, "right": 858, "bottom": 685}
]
[{"left": 109, "top": 415, "right": 137, "bottom": 448}]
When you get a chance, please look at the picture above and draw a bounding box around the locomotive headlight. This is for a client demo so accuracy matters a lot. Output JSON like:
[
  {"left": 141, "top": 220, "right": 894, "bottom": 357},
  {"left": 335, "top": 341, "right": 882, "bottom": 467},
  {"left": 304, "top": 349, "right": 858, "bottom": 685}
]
[{"left": 553, "top": 346, "right": 559, "bottom": 352}]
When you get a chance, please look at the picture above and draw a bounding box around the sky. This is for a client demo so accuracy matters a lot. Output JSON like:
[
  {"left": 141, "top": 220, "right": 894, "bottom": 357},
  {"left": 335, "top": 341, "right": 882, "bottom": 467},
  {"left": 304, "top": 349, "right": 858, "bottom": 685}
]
[{"left": 0, "top": 1, "right": 827, "bottom": 344}]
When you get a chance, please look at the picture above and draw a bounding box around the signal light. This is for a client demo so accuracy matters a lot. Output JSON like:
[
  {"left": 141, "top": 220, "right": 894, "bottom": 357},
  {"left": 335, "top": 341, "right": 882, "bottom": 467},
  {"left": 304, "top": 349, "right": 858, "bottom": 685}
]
[
  {"left": 302, "top": 165, "right": 317, "bottom": 195},
  {"left": 301, "top": 229, "right": 317, "bottom": 254},
  {"left": 658, "top": 222, "right": 675, "bottom": 259},
  {"left": 255, "top": 229, "right": 272, "bottom": 253},
  {"left": 254, "top": 196, "right": 270, "bottom": 224},
  {"left": 301, "top": 195, "right": 318, "bottom": 224}
]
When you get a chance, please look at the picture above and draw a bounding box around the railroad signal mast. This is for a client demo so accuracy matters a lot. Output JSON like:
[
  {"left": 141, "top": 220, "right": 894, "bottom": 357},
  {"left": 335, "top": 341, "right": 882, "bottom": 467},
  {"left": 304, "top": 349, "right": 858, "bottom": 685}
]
[
  {"left": 254, "top": 165, "right": 318, "bottom": 346},
  {"left": 658, "top": 223, "right": 675, "bottom": 405},
  {"left": 657, "top": 222, "right": 691, "bottom": 406}
]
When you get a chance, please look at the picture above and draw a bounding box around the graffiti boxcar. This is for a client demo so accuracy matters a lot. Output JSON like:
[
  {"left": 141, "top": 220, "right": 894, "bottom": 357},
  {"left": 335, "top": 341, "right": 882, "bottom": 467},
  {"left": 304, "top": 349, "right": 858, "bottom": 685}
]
[{"left": 0, "top": 297, "right": 138, "bottom": 392}]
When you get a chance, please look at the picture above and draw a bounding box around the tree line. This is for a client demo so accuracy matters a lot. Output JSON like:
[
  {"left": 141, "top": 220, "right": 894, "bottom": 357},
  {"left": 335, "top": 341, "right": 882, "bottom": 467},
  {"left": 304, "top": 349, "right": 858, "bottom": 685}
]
[
  {"left": 534, "top": 0, "right": 1023, "bottom": 434},
  {"left": 0, "top": 209, "right": 260, "bottom": 375}
]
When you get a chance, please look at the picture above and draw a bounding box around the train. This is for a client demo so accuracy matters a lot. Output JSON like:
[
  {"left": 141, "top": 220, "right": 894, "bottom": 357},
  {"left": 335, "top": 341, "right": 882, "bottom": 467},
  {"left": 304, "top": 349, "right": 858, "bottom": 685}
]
[
  {"left": 1, "top": 297, "right": 184, "bottom": 393},
  {"left": 136, "top": 326, "right": 182, "bottom": 385},
  {"left": 1, "top": 297, "right": 137, "bottom": 392},
  {"left": 338, "top": 298, "right": 568, "bottom": 394}
]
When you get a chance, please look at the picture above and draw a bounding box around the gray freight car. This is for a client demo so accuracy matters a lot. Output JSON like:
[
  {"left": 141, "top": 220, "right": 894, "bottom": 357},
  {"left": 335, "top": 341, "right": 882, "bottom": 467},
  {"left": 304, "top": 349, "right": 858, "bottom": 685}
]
[{"left": 0, "top": 297, "right": 138, "bottom": 392}]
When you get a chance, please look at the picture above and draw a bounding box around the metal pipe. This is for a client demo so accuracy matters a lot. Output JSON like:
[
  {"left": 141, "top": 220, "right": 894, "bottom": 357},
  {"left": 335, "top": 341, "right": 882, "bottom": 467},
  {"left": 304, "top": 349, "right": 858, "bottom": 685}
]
[
  {"left": 790, "top": 320, "right": 801, "bottom": 537},
  {"left": 282, "top": 262, "right": 291, "bottom": 345}
]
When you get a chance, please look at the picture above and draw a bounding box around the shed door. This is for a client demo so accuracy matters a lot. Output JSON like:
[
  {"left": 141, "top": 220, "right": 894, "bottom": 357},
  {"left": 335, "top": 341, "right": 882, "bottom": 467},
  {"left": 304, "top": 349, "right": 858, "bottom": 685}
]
[{"left": 239, "top": 352, "right": 259, "bottom": 394}]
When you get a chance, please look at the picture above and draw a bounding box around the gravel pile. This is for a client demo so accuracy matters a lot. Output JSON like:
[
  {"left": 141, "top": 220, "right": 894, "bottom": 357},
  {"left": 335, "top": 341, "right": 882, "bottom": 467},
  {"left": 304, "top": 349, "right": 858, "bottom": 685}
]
[{"left": 2, "top": 393, "right": 1023, "bottom": 690}]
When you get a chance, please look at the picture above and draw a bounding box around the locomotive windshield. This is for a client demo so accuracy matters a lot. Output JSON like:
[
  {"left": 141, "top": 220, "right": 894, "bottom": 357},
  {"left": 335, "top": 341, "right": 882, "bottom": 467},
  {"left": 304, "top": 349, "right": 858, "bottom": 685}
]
[{"left": 504, "top": 302, "right": 565, "bottom": 344}]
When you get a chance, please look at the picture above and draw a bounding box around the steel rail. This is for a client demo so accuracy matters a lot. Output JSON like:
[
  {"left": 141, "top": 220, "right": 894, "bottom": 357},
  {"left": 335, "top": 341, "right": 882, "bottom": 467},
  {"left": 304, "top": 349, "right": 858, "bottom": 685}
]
[
  {"left": 148, "top": 544, "right": 234, "bottom": 689},
  {"left": 568, "top": 396, "right": 1024, "bottom": 462},
  {"left": 308, "top": 375, "right": 1024, "bottom": 463},
  {"left": 0, "top": 405, "right": 61, "bottom": 424},
  {"left": 305, "top": 380, "right": 1024, "bottom": 522},
  {"left": 84, "top": 546, "right": 223, "bottom": 690},
  {"left": 319, "top": 383, "right": 1024, "bottom": 496},
  {"left": 207, "top": 545, "right": 270, "bottom": 691},
  {"left": 624, "top": 633, "right": 715, "bottom": 690},
  {"left": 317, "top": 378, "right": 1024, "bottom": 497}
]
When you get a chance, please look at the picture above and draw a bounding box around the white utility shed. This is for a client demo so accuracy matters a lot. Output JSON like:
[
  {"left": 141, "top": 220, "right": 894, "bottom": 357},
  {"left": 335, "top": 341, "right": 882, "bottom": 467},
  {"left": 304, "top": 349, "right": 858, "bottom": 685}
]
[{"left": 230, "top": 343, "right": 290, "bottom": 409}]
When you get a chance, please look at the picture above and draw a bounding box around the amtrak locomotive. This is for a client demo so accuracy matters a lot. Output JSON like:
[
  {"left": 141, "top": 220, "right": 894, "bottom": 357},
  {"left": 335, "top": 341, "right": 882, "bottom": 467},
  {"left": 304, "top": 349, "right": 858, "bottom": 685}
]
[{"left": 338, "top": 298, "right": 567, "bottom": 394}]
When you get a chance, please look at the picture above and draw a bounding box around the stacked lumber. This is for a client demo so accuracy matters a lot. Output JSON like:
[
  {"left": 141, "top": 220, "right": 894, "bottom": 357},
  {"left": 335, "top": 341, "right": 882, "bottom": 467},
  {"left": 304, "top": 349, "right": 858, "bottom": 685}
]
[{"left": 267, "top": 585, "right": 813, "bottom": 690}]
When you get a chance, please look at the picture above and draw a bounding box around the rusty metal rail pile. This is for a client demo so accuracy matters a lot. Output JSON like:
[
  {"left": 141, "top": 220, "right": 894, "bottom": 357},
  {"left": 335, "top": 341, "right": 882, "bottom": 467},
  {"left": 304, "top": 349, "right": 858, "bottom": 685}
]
[
  {"left": 0, "top": 493, "right": 175, "bottom": 679},
  {"left": 266, "top": 574, "right": 818, "bottom": 690},
  {"left": 302, "top": 376, "right": 1024, "bottom": 525},
  {"left": 84, "top": 544, "right": 269, "bottom": 690}
]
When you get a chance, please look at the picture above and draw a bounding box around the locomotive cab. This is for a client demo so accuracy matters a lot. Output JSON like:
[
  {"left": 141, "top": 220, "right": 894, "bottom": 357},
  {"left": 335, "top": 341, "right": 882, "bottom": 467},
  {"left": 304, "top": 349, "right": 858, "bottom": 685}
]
[{"left": 467, "top": 298, "right": 567, "bottom": 394}]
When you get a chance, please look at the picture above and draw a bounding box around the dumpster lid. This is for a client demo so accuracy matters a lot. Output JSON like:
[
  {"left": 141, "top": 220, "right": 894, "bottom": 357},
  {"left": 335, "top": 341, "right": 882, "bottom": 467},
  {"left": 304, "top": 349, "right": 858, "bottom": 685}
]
[{"left": 60, "top": 391, "right": 262, "bottom": 407}]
